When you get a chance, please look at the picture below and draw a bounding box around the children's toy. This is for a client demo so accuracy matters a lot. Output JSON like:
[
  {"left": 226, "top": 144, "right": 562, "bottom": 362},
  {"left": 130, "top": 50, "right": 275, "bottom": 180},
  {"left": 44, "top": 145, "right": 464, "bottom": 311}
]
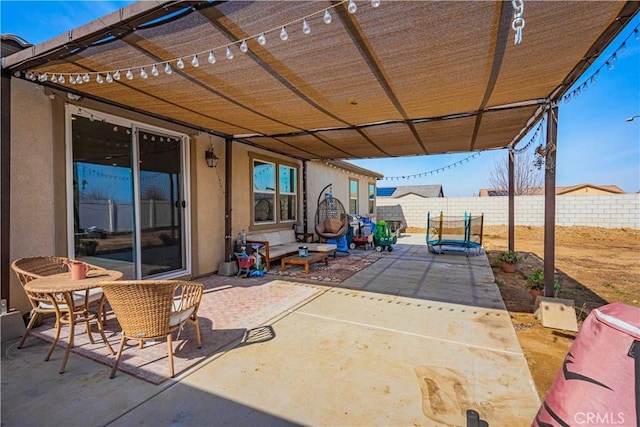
[
  {"left": 347, "top": 215, "right": 373, "bottom": 250},
  {"left": 235, "top": 244, "right": 266, "bottom": 277},
  {"left": 372, "top": 220, "right": 397, "bottom": 252}
]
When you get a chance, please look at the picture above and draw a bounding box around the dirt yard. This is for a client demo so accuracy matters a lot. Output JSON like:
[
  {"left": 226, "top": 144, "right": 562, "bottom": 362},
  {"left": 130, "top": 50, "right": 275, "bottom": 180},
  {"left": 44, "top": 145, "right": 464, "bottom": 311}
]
[{"left": 409, "top": 225, "right": 640, "bottom": 401}]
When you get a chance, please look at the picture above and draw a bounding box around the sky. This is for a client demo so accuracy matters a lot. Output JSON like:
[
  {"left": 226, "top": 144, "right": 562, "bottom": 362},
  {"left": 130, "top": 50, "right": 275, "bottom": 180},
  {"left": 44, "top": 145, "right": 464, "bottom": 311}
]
[{"left": 2, "top": 1, "right": 639, "bottom": 197}]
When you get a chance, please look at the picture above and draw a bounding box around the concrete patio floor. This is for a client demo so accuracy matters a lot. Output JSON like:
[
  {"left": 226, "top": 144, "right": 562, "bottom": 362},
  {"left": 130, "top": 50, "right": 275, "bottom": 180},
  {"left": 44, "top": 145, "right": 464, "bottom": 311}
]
[{"left": 1, "top": 234, "right": 540, "bottom": 426}]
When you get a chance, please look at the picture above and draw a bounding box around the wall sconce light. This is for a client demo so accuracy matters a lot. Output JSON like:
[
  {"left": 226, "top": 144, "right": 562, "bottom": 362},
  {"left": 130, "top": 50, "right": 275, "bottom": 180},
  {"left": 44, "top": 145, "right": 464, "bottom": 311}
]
[{"left": 205, "top": 145, "right": 218, "bottom": 168}]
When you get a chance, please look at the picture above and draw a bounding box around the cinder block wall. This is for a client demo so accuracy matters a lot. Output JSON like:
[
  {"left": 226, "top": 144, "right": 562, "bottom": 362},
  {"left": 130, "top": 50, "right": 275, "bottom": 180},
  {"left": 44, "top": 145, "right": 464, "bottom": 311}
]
[{"left": 376, "top": 194, "right": 639, "bottom": 229}]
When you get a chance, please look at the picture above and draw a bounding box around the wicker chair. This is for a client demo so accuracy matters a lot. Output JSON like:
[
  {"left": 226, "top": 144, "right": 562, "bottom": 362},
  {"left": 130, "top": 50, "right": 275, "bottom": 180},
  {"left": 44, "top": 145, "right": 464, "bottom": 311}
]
[
  {"left": 11, "top": 256, "right": 107, "bottom": 352},
  {"left": 100, "top": 280, "right": 203, "bottom": 378}
]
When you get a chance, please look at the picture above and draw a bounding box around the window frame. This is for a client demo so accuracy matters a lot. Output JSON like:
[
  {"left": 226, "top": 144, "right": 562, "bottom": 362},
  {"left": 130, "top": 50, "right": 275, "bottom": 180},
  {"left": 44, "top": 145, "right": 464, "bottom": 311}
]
[
  {"left": 249, "top": 153, "right": 299, "bottom": 230},
  {"left": 349, "top": 178, "right": 359, "bottom": 214},
  {"left": 368, "top": 182, "right": 376, "bottom": 215}
]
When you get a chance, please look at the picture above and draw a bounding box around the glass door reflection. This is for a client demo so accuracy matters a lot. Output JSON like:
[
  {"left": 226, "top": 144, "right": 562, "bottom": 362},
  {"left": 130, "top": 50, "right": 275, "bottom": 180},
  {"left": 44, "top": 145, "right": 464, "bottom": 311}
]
[
  {"left": 137, "top": 130, "right": 184, "bottom": 278},
  {"left": 71, "top": 115, "right": 136, "bottom": 278}
]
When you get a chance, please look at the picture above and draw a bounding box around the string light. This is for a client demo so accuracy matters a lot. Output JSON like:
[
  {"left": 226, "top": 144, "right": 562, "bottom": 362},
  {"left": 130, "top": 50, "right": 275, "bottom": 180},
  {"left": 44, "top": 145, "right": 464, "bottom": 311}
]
[
  {"left": 348, "top": 0, "right": 357, "bottom": 14},
  {"left": 380, "top": 153, "right": 481, "bottom": 181},
  {"left": 30, "top": 0, "right": 383, "bottom": 85},
  {"left": 513, "top": 117, "right": 545, "bottom": 154},
  {"left": 280, "top": 26, "right": 289, "bottom": 41},
  {"left": 323, "top": 9, "right": 332, "bottom": 24},
  {"left": 562, "top": 24, "right": 638, "bottom": 104}
]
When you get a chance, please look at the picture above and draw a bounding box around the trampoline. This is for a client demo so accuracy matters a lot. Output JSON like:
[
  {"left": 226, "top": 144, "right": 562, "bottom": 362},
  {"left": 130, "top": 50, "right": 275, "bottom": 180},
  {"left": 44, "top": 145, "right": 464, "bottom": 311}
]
[{"left": 426, "top": 211, "right": 484, "bottom": 255}]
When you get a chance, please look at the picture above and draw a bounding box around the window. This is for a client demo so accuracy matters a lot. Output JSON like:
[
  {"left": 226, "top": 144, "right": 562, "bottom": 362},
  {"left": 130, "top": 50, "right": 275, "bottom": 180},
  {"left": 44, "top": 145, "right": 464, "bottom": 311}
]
[
  {"left": 368, "top": 183, "right": 376, "bottom": 215},
  {"left": 253, "top": 160, "right": 276, "bottom": 223},
  {"left": 251, "top": 155, "right": 299, "bottom": 226},
  {"left": 279, "top": 165, "right": 297, "bottom": 222},
  {"left": 349, "top": 178, "right": 359, "bottom": 214}
]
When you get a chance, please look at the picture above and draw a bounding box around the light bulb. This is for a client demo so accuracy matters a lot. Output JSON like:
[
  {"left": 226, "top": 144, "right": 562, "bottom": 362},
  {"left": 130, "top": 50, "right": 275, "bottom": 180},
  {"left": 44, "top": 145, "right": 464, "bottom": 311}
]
[
  {"left": 177, "top": 57, "right": 184, "bottom": 69},
  {"left": 348, "top": 0, "right": 357, "bottom": 14},
  {"left": 302, "top": 18, "right": 311, "bottom": 35},
  {"left": 83, "top": 73, "right": 90, "bottom": 82},
  {"left": 59, "top": 74, "right": 65, "bottom": 84},
  {"left": 208, "top": 50, "right": 216, "bottom": 64},
  {"left": 191, "top": 54, "right": 199, "bottom": 67},
  {"left": 70, "top": 75, "right": 76, "bottom": 84},
  {"left": 126, "top": 69, "right": 133, "bottom": 80},
  {"left": 323, "top": 9, "right": 332, "bottom": 24},
  {"left": 140, "top": 68, "right": 148, "bottom": 79},
  {"left": 164, "top": 62, "right": 172, "bottom": 74},
  {"left": 96, "top": 74, "right": 103, "bottom": 83},
  {"left": 51, "top": 74, "right": 58, "bottom": 83},
  {"left": 76, "top": 74, "right": 83, "bottom": 84},
  {"left": 113, "top": 70, "right": 121, "bottom": 80},
  {"left": 105, "top": 72, "right": 112, "bottom": 83},
  {"left": 280, "top": 26, "right": 288, "bottom": 41},
  {"left": 240, "top": 40, "right": 248, "bottom": 53},
  {"left": 257, "top": 32, "right": 266, "bottom": 46},
  {"left": 618, "top": 42, "right": 627, "bottom": 55},
  {"left": 371, "top": 0, "right": 380, "bottom": 7},
  {"left": 151, "top": 64, "right": 159, "bottom": 76},
  {"left": 226, "top": 46, "right": 234, "bottom": 60}
]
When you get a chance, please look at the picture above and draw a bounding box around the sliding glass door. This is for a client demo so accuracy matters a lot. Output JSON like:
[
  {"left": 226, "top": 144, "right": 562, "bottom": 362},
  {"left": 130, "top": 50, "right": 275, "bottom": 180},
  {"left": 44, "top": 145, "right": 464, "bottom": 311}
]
[{"left": 67, "top": 106, "right": 190, "bottom": 279}]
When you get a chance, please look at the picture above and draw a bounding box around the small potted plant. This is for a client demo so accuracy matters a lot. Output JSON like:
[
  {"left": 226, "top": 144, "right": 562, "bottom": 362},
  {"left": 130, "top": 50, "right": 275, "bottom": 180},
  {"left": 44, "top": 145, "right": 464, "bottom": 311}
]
[
  {"left": 498, "top": 250, "right": 523, "bottom": 273},
  {"left": 526, "top": 269, "right": 561, "bottom": 302}
]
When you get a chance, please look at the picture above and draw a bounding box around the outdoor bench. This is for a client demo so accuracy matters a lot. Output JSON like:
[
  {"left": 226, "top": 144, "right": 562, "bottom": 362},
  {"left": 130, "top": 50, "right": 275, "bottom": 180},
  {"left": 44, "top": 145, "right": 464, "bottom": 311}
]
[{"left": 246, "top": 229, "right": 336, "bottom": 270}]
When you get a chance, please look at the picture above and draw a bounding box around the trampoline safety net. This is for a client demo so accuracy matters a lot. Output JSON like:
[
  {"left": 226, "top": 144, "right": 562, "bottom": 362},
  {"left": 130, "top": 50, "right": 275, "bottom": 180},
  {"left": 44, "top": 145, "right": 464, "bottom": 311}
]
[{"left": 426, "top": 211, "right": 484, "bottom": 254}]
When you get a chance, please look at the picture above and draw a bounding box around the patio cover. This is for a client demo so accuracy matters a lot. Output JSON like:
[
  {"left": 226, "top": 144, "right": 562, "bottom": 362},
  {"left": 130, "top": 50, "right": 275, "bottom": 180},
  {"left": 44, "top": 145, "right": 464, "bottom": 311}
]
[{"left": 2, "top": 1, "right": 638, "bottom": 160}]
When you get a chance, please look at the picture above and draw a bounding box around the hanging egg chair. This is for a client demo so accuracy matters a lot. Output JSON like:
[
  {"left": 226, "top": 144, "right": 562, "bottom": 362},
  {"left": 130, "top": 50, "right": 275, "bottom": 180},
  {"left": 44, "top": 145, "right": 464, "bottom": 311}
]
[{"left": 314, "top": 186, "right": 348, "bottom": 240}]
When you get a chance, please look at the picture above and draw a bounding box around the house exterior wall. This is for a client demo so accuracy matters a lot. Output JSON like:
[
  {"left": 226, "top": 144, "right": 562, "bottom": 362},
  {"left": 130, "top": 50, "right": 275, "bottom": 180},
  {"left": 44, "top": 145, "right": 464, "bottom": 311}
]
[
  {"left": 9, "top": 79, "right": 57, "bottom": 313},
  {"left": 376, "top": 194, "right": 639, "bottom": 229},
  {"left": 304, "top": 161, "right": 379, "bottom": 234},
  {"left": 7, "top": 80, "right": 372, "bottom": 313}
]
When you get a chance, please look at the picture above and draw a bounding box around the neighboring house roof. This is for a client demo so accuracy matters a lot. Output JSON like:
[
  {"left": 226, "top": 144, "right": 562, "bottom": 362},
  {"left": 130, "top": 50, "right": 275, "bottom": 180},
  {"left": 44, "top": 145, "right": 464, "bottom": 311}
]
[
  {"left": 377, "top": 185, "right": 444, "bottom": 198},
  {"left": 478, "top": 183, "right": 625, "bottom": 196},
  {"left": 1, "top": 34, "right": 32, "bottom": 58}
]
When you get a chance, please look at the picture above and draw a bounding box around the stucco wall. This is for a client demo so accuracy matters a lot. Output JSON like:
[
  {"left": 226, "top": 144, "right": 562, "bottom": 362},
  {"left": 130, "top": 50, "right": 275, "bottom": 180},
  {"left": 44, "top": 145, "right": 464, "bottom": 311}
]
[
  {"left": 9, "top": 80, "right": 57, "bottom": 313},
  {"left": 376, "top": 194, "right": 640, "bottom": 229},
  {"left": 7, "top": 81, "right": 378, "bottom": 314}
]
